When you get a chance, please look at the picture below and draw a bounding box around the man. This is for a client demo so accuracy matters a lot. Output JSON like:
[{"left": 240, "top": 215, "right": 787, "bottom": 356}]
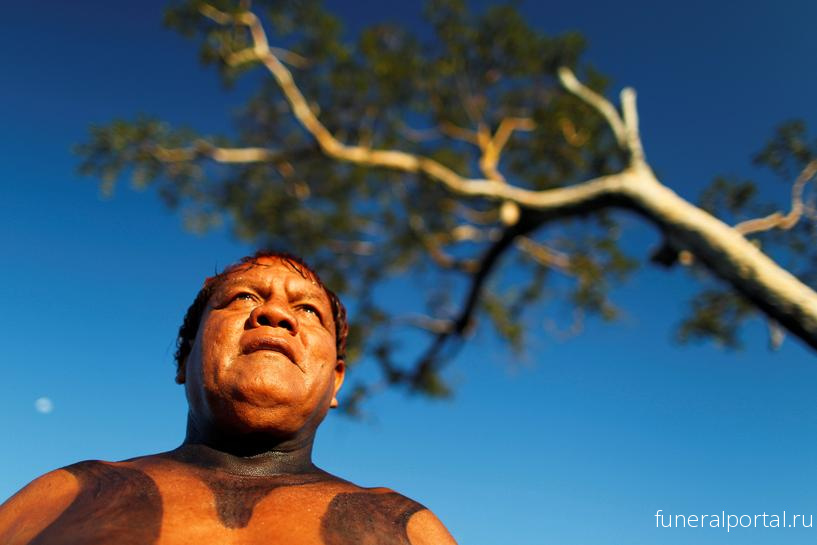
[{"left": 0, "top": 251, "right": 457, "bottom": 545}]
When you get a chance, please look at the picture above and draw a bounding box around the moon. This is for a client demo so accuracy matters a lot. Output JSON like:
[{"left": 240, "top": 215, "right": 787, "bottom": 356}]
[{"left": 35, "top": 397, "right": 54, "bottom": 414}]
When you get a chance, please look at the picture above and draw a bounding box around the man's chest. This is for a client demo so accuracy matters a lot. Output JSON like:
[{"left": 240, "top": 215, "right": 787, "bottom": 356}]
[{"left": 26, "top": 463, "right": 423, "bottom": 545}]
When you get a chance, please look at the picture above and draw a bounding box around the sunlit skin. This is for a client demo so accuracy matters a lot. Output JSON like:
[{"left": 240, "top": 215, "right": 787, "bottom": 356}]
[{"left": 0, "top": 256, "right": 457, "bottom": 545}]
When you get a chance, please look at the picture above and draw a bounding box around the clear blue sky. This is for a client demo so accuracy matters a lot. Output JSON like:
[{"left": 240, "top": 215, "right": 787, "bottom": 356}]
[{"left": 2, "top": 1, "right": 817, "bottom": 544}]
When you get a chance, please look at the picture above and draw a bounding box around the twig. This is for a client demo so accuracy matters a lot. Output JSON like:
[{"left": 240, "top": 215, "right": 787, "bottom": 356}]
[
  {"left": 406, "top": 210, "right": 547, "bottom": 390},
  {"left": 734, "top": 159, "right": 817, "bottom": 235},
  {"left": 393, "top": 314, "right": 456, "bottom": 334},
  {"left": 478, "top": 117, "right": 535, "bottom": 183},
  {"left": 557, "top": 67, "right": 627, "bottom": 149},
  {"left": 558, "top": 67, "right": 645, "bottom": 166},
  {"left": 515, "top": 236, "right": 572, "bottom": 273},
  {"left": 152, "top": 140, "right": 281, "bottom": 163}
]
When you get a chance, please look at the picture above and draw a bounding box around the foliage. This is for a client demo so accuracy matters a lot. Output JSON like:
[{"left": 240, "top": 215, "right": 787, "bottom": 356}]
[{"left": 76, "top": 0, "right": 817, "bottom": 413}]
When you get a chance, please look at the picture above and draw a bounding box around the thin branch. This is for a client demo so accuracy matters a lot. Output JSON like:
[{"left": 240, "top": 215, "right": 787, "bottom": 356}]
[
  {"left": 458, "top": 203, "right": 500, "bottom": 224},
  {"left": 558, "top": 117, "right": 589, "bottom": 146},
  {"left": 152, "top": 141, "right": 281, "bottom": 163},
  {"left": 406, "top": 210, "right": 547, "bottom": 390},
  {"left": 558, "top": 67, "right": 645, "bottom": 166},
  {"left": 325, "top": 240, "right": 376, "bottom": 256},
  {"left": 768, "top": 318, "right": 785, "bottom": 350},
  {"left": 479, "top": 117, "right": 535, "bottom": 183},
  {"left": 439, "top": 121, "right": 479, "bottom": 145},
  {"left": 620, "top": 88, "right": 645, "bottom": 164},
  {"left": 515, "top": 236, "right": 572, "bottom": 273},
  {"left": 734, "top": 159, "right": 817, "bottom": 235},
  {"left": 396, "top": 121, "right": 441, "bottom": 142},
  {"left": 410, "top": 218, "right": 481, "bottom": 273},
  {"left": 557, "top": 67, "right": 627, "bottom": 149},
  {"left": 450, "top": 224, "right": 498, "bottom": 243},
  {"left": 393, "top": 314, "right": 456, "bottom": 334}
]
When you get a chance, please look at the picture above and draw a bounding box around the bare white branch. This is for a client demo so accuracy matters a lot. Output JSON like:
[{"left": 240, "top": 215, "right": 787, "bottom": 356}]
[
  {"left": 557, "top": 67, "right": 627, "bottom": 149},
  {"left": 620, "top": 87, "right": 645, "bottom": 165}
]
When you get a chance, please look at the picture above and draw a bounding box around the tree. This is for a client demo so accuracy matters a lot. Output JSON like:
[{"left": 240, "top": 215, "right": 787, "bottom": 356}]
[{"left": 77, "top": 0, "right": 817, "bottom": 413}]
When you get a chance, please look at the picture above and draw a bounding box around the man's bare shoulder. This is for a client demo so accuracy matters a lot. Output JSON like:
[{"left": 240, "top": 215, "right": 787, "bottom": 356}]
[
  {"left": 0, "top": 464, "right": 84, "bottom": 545},
  {"left": 316, "top": 483, "right": 458, "bottom": 545}
]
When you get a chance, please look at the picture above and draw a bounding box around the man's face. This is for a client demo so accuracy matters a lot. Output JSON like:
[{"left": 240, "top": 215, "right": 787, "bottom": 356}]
[{"left": 181, "top": 257, "right": 344, "bottom": 438}]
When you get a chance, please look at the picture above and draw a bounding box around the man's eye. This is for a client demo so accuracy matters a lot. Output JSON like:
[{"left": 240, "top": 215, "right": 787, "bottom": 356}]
[
  {"left": 232, "top": 292, "right": 255, "bottom": 302},
  {"left": 299, "top": 305, "right": 319, "bottom": 317}
]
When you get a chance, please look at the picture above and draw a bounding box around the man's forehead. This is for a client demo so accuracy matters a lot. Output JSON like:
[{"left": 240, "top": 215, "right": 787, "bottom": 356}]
[{"left": 206, "top": 257, "right": 324, "bottom": 296}]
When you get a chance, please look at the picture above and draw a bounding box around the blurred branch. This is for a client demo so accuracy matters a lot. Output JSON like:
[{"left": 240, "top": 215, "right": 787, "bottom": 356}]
[
  {"left": 666, "top": 159, "right": 817, "bottom": 268},
  {"left": 396, "top": 121, "right": 441, "bottom": 142},
  {"left": 153, "top": 140, "right": 281, "bottom": 163},
  {"left": 325, "top": 240, "right": 376, "bottom": 256},
  {"left": 558, "top": 67, "right": 644, "bottom": 165},
  {"left": 393, "top": 314, "right": 455, "bottom": 334},
  {"left": 478, "top": 117, "right": 535, "bottom": 183},
  {"left": 405, "top": 210, "right": 547, "bottom": 391},
  {"left": 408, "top": 214, "right": 480, "bottom": 272},
  {"left": 557, "top": 67, "right": 627, "bottom": 150},
  {"left": 515, "top": 236, "right": 572, "bottom": 273},
  {"left": 734, "top": 159, "right": 817, "bottom": 235},
  {"left": 439, "top": 121, "right": 479, "bottom": 145},
  {"left": 558, "top": 117, "right": 589, "bottom": 147},
  {"left": 768, "top": 319, "right": 785, "bottom": 350},
  {"left": 458, "top": 203, "right": 500, "bottom": 224}
]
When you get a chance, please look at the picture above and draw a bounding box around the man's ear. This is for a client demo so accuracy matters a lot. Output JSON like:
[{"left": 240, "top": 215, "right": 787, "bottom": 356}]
[
  {"left": 175, "top": 357, "right": 187, "bottom": 385},
  {"left": 330, "top": 359, "right": 345, "bottom": 408}
]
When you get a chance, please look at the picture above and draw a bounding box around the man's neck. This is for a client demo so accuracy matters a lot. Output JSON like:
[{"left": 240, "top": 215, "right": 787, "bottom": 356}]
[{"left": 173, "top": 416, "right": 319, "bottom": 476}]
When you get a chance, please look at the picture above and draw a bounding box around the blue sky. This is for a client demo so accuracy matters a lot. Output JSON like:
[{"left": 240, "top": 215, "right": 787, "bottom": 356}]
[{"left": 2, "top": 1, "right": 817, "bottom": 544}]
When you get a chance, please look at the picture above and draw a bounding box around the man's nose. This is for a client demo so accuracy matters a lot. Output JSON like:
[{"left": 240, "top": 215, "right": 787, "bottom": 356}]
[{"left": 249, "top": 300, "right": 298, "bottom": 334}]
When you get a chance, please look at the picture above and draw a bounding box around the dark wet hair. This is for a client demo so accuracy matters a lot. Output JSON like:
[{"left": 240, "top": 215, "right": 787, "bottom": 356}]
[{"left": 174, "top": 251, "right": 348, "bottom": 379}]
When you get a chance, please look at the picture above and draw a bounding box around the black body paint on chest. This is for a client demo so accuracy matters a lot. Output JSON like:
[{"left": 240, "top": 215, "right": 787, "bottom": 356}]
[
  {"left": 196, "top": 471, "right": 331, "bottom": 529},
  {"left": 29, "top": 461, "right": 162, "bottom": 545},
  {"left": 320, "top": 491, "right": 426, "bottom": 545}
]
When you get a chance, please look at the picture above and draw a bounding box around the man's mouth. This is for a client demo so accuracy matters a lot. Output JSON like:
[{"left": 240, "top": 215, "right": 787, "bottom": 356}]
[{"left": 241, "top": 337, "right": 298, "bottom": 367}]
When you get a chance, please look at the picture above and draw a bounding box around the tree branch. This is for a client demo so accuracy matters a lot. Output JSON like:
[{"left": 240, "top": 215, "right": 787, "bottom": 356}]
[
  {"left": 407, "top": 214, "right": 480, "bottom": 273},
  {"left": 393, "top": 314, "right": 456, "bottom": 335},
  {"left": 557, "top": 67, "right": 627, "bottom": 149},
  {"left": 194, "top": 3, "right": 817, "bottom": 352},
  {"left": 197, "top": 4, "right": 635, "bottom": 215},
  {"left": 406, "top": 210, "right": 547, "bottom": 390},
  {"left": 734, "top": 159, "right": 817, "bottom": 235},
  {"left": 439, "top": 121, "right": 479, "bottom": 145},
  {"left": 478, "top": 117, "right": 535, "bottom": 183},
  {"left": 153, "top": 141, "right": 281, "bottom": 163},
  {"left": 558, "top": 67, "right": 645, "bottom": 165},
  {"left": 515, "top": 236, "right": 572, "bottom": 273}
]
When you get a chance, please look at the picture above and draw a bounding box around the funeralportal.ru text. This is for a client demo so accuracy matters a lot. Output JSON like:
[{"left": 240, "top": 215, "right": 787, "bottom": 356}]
[{"left": 655, "top": 510, "right": 813, "bottom": 532}]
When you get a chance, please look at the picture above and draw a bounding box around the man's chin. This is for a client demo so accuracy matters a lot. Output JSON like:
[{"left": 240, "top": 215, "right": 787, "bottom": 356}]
[{"left": 214, "top": 398, "right": 318, "bottom": 438}]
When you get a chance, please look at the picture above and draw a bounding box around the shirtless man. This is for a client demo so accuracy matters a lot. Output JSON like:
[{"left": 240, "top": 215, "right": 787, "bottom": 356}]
[{"left": 0, "top": 251, "right": 457, "bottom": 545}]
